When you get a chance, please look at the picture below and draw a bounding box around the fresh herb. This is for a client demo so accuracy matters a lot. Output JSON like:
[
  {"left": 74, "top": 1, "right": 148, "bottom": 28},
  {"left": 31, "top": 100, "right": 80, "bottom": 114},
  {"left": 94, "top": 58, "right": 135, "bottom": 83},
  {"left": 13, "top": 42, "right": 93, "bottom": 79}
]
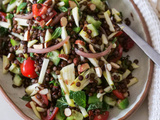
[
  {"left": 17, "top": 57, "right": 25, "bottom": 63},
  {"left": 5, "top": 14, "right": 14, "bottom": 19},
  {"left": 71, "top": 91, "right": 86, "bottom": 108},
  {"left": 0, "top": 27, "right": 8, "bottom": 37},
  {"left": 112, "top": 37, "right": 117, "bottom": 44},
  {"left": 16, "top": 2, "right": 27, "bottom": 13},
  {"left": 9, "top": 0, "right": 16, "bottom": 4},
  {"left": 49, "top": 80, "right": 58, "bottom": 86},
  {"left": 61, "top": 0, "right": 69, "bottom": 7},
  {"left": 30, "top": 53, "right": 34, "bottom": 58},
  {"left": 73, "top": 27, "right": 81, "bottom": 33},
  {"left": 87, "top": 102, "right": 103, "bottom": 111},
  {"left": 37, "top": 0, "right": 45, "bottom": 3},
  {"left": 21, "top": 95, "right": 31, "bottom": 101},
  {"left": 58, "top": 6, "right": 68, "bottom": 12},
  {"left": 36, "top": 72, "right": 40, "bottom": 76},
  {"left": 69, "top": 90, "right": 75, "bottom": 99},
  {"left": 32, "top": 26, "right": 53, "bottom": 30},
  {"left": 52, "top": 27, "right": 62, "bottom": 39},
  {"left": 47, "top": 52, "right": 53, "bottom": 57},
  {"left": 56, "top": 97, "right": 68, "bottom": 117}
]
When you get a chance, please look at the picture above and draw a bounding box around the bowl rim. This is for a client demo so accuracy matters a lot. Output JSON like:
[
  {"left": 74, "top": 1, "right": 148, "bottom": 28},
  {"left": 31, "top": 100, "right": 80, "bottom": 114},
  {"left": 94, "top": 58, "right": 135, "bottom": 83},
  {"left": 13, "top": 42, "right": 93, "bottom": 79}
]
[{"left": 0, "top": 0, "right": 154, "bottom": 120}]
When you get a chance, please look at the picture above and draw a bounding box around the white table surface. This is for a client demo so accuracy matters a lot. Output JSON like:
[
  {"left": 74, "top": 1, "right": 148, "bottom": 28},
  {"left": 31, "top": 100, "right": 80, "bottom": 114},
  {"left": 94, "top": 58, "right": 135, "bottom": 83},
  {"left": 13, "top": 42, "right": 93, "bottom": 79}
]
[{"left": 0, "top": 93, "right": 148, "bottom": 120}]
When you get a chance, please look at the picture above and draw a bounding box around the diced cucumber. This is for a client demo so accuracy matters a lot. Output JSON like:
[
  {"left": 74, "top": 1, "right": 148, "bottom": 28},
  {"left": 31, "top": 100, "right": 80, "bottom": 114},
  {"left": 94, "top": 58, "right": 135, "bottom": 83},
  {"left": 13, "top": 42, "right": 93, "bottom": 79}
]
[
  {"left": 87, "top": 24, "right": 99, "bottom": 37},
  {"left": 48, "top": 50, "right": 60, "bottom": 66},
  {"left": 122, "top": 69, "right": 131, "bottom": 79},
  {"left": 6, "top": 1, "right": 17, "bottom": 12},
  {"left": 66, "top": 110, "right": 83, "bottom": 120},
  {"left": 3, "top": 55, "right": 9, "bottom": 74},
  {"left": 28, "top": 40, "right": 38, "bottom": 47},
  {"left": 127, "top": 78, "right": 138, "bottom": 87},
  {"left": 45, "top": 29, "right": 52, "bottom": 43},
  {"left": 13, "top": 74, "right": 22, "bottom": 86},
  {"left": 12, "top": 67, "right": 21, "bottom": 74},
  {"left": 10, "top": 39, "right": 20, "bottom": 47},
  {"left": 55, "top": 111, "right": 66, "bottom": 120},
  {"left": 86, "top": 15, "right": 102, "bottom": 29},
  {"left": 117, "top": 98, "right": 129, "bottom": 110},
  {"left": 9, "top": 63, "right": 17, "bottom": 71},
  {"left": 91, "top": 0, "right": 105, "bottom": 11},
  {"left": 104, "top": 96, "right": 116, "bottom": 106},
  {"left": 79, "top": 30, "right": 91, "bottom": 43},
  {"left": 88, "top": 94, "right": 100, "bottom": 104}
]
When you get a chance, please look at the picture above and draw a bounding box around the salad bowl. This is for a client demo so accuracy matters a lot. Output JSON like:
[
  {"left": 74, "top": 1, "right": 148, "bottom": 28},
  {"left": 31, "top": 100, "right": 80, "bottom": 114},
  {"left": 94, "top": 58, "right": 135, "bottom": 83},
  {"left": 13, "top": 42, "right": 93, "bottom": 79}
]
[{"left": 0, "top": 0, "right": 153, "bottom": 120}]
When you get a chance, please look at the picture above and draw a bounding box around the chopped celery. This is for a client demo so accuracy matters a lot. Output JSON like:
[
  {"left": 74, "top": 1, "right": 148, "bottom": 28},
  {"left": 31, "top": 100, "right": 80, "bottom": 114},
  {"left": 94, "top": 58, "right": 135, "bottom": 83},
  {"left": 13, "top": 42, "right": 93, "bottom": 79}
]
[
  {"left": 88, "top": 94, "right": 100, "bottom": 104},
  {"left": 87, "top": 24, "right": 99, "bottom": 37},
  {"left": 122, "top": 69, "right": 131, "bottom": 79},
  {"left": 86, "top": 15, "right": 102, "bottom": 29},
  {"left": 13, "top": 74, "right": 22, "bottom": 86},
  {"left": 3, "top": 55, "right": 9, "bottom": 74}
]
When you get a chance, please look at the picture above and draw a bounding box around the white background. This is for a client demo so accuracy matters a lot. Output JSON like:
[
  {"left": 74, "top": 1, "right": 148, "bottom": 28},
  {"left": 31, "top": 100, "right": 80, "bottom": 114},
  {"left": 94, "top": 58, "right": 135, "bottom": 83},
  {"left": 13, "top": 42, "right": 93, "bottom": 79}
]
[{"left": 0, "top": 94, "right": 148, "bottom": 120}]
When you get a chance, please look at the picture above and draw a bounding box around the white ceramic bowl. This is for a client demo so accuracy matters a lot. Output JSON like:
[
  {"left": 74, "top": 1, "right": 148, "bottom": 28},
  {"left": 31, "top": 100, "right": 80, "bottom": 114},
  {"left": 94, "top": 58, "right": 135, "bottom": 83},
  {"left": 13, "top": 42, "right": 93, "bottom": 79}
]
[{"left": 0, "top": 0, "right": 153, "bottom": 120}]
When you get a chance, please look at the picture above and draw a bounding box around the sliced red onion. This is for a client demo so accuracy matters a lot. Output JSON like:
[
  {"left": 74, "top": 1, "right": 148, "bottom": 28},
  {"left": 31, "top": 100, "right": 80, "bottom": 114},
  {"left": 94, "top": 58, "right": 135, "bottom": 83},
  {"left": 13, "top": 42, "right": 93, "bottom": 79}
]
[
  {"left": 14, "top": 13, "right": 33, "bottom": 19},
  {"left": 28, "top": 36, "right": 70, "bottom": 53},
  {"left": 75, "top": 45, "right": 112, "bottom": 58}
]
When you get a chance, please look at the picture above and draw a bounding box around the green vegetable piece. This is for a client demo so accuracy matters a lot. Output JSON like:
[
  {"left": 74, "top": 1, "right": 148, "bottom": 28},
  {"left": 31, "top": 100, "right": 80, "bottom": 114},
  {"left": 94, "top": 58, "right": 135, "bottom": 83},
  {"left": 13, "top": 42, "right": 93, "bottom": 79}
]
[
  {"left": 91, "top": 0, "right": 105, "bottom": 11},
  {"left": 86, "top": 15, "right": 102, "bottom": 29},
  {"left": 73, "top": 27, "right": 81, "bottom": 33},
  {"left": 72, "top": 91, "right": 86, "bottom": 108},
  {"left": 104, "top": 96, "right": 116, "bottom": 106},
  {"left": 30, "top": 53, "right": 34, "bottom": 58},
  {"left": 88, "top": 94, "right": 100, "bottom": 104},
  {"left": 56, "top": 97, "right": 68, "bottom": 117},
  {"left": 55, "top": 111, "right": 66, "bottom": 120},
  {"left": 10, "top": 0, "right": 16, "bottom": 4},
  {"left": 52, "top": 27, "right": 62, "bottom": 39},
  {"left": 11, "top": 67, "right": 21, "bottom": 74},
  {"left": 6, "top": 14, "right": 14, "bottom": 19},
  {"left": 112, "top": 37, "right": 117, "bottom": 44},
  {"left": 13, "top": 74, "right": 22, "bottom": 87},
  {"left": 16, "top": 57, "right": 25, "bottom": 63},
  {"left": 10, "top": 39, "right": 20, "bottom": 47},
  {"left": 66, "top": 110, "right": 83, "bottom": 120},
  {"left": 48, "top": 50, "right": 60, "bottom": 66},
  {"left": 58, "top": 6, "right": 68, "bottom": 12},
  {"left": 21, "top": 95, "right": 31, "bottom": 101},
  {"left": 87, "top": 24, "right": 99, "bottom": 37},
  {"left": 37, "top": 0, "right": 45, "bottom": 3},
  {"left": 117, "top": 98, "right": 129, "bottom": 110},
  {"left": 16, "top": 2, "right": 27, "bottom": 13},
  {"left": 69, "top": 90, "right": 74, "bottom": 99},
  {"left": 61, "top": 0, "right": 69, "bottom": 7},
  {"left": 51, "top": 72, "right": 58, "bottom": 80},
  {"left": 87, "top": 102, "right": 103, "bottom": 111}
]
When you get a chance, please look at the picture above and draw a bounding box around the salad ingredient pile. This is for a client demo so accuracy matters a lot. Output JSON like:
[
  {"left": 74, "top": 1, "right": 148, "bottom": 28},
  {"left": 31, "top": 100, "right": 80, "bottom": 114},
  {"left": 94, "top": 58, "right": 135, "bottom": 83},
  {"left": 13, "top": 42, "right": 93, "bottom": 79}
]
[{"left": 0, "top": 0, "right": 139, "bottom": 119}]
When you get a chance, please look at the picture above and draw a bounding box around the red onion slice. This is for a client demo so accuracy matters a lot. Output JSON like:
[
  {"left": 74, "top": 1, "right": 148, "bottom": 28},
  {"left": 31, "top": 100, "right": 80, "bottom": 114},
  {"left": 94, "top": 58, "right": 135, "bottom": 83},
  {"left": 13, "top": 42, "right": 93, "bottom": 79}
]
[
  {"left": 14, "top": 13, "right": 33, "bottom": 19},
  {"left": 75, "top": 45, "right": 112, "bottom": 58},
  {"left": 28, "top": 36, "right": 70, "bottom": 53}
]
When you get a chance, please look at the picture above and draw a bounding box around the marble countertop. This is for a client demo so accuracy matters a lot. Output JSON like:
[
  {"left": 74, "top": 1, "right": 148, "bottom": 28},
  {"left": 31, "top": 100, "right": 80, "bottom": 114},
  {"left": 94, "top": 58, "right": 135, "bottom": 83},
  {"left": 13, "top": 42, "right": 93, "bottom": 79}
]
[{"left": 0, "top": 93, "right": 148, "bottom": 120}]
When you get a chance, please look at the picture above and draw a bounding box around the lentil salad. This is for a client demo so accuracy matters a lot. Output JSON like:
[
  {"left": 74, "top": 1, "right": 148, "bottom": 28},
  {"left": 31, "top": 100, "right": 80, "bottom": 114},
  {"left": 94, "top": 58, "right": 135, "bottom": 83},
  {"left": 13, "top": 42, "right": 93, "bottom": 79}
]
[{"left": 0, "top": 0, "right": 140, "bottom": 120}]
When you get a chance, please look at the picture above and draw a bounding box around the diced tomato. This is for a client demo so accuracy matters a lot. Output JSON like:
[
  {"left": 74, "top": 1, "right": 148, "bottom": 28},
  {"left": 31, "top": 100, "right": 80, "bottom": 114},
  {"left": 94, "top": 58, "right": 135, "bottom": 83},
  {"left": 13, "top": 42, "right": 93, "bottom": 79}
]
[
  {"left": 110, "top": 44, "right": 123, "bottom": 63},
  {"left": 32, "top": 4, "right": 57, "bottom": 22},
  {"left": 125, "top": 38, "right": 134, "bottom": 50},
  {"left": 20, "top": 57, "right": 38, "bottom": 78},
  {"left": 115, "top": 31, "right": 123, "bottom": 37},
  {"left": 0, "top": 12, "right": 7, "bottom": 22},
  {"left": 88, "top": 110, "right": 94, "bottom": 117},
  {"left": 112, "top": 89, "right": 125, "bottom": 100},
  {"left": 41, "top": 95, "right": 49, "bottom": 106},
  {"left": 45, "top": 107, "right": 59, "bottom": 120},
  {"left": 94, "top": 111, "right": 109, "bottom": 120},
  {"left": 25, "top": 102, "right": 32, "bottom": 109}
]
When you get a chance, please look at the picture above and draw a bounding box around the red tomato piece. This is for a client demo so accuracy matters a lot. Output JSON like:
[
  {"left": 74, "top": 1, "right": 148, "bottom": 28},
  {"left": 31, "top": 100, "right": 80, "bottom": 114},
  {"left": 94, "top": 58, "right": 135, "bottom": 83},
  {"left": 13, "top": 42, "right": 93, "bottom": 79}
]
[
  {"left": 46, "top": 107, "right": 59, "bottom": 120},
  {"left": 115, "top": 31, "right": 123, "bottom": 37},
  {"left": 25, "top": 102, "right": 32, "bottom": 109},
  {"left": 32, "top": 4, "right": 57, "bottom": 22},
  {"left": 0, "top": 12, "right": 7, "bottom": 22},
  {"left": 112, "top": 89, "right": 125, "bottom": 100},
  {"left": 94, "top": 111, "right": 109, "bottom": 120},
  {"left": 110, "top": 44, "right": 123, "bottom": 63},
  {"left": 75, "top": 40, "right": 85, "bottom": 46},
  {"left": 125, "top": 38, "right": 134, "bottom": 50},
  {"left": 20, "top": 57, "right": 38, "bottom": 78},
  {"left": 41, "top": 95, "right": 49, "bottom": 106}
]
